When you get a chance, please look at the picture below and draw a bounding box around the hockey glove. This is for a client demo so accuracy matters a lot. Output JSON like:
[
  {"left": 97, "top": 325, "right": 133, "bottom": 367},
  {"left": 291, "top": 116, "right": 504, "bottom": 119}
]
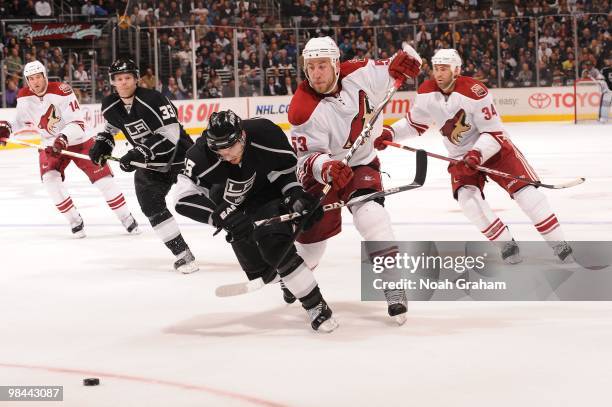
[
  {"left": 45, "top": 134, "right": 68, "bottom": 158},
  {"left": 388, "top": 50, "right": 421, "bottom": 80},
  {"left": 0, "top": 120, "right": 12, "bottom": 146},
  {"left": 455, "top": 149, "right": 482, "bottom": 177},
  {"left": 283, "top": 187, "right": 324, "bottom": 231},
  {"left": 89, "top": 132, "right": 115, "bottom": 166},
  {"left": 321, "top": 160, "right": 353, "bottom": 191},
  {"left": 373, "top": 125, "right": 394, "bottom": 150},
  {"left": 119, "top": 144, "right": 153, "bottom": 172},
  {"left": 211, "top": 205, "right": 253, "bottom": 242}
]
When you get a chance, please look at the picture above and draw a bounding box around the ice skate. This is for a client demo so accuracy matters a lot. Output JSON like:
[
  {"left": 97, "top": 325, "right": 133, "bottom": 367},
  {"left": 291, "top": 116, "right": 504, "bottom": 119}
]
[
  {"left": 383, "top": 288, "right": 407, "bottom": 326},
  {"left": 122, "top": 214, "right": 140, "bottom": 234},
  {"left": 306, "top": 299, "right": 338, "bottom": 333},
  {"left": 174, "top": 249, "right": 199, "bottom": 274},
  {"left": 553, "top": 241, "right": 573, "bottom": 263},
  {"left": 71, "top": 217, "right": 86, "bottom": 239},
  {"left": 501, "top": 240, "right": 522, "bottom": 264}
]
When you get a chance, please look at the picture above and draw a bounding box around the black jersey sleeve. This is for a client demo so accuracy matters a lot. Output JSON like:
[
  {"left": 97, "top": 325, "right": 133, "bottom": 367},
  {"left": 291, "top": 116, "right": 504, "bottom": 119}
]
[
  {"left": 100, "top": 95, "right": 122, "bottom": 138},
  {"left": 247, "top": 118, "right": 301, "bottom": 195},
  {"left": 174, "top": 137, "right": 221, "bottom": 224}
]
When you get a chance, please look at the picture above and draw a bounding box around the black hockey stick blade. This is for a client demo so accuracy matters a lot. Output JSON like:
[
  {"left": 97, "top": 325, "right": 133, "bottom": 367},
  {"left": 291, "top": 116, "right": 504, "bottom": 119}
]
[{"left": 345, "top": 148, "right": 427, "bottom": 206}]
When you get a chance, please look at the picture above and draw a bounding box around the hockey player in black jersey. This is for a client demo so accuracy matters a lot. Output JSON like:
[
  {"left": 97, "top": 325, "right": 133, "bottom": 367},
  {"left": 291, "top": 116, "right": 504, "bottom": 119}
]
[
  {"left": 88, "top": 58, "right": 198, "bottom": 273},
  {"left": 173, "top": 109, "right": 339, "bottom": 332}
]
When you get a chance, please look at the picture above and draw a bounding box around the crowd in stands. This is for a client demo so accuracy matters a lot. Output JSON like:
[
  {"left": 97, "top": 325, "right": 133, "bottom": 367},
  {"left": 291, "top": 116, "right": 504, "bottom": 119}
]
[{"left": 1, "top": 0, "right": 610, "bottom": 105}]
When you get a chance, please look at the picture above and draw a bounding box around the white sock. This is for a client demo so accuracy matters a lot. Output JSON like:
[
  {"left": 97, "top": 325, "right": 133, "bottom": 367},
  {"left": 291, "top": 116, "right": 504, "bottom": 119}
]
[
  {"left": 352, "top": 200, "right": 398, "bottom": 261},
  {"left": 296, "top": 240, "right": 327, "bottom": 270},
  {"left": 513, "top": 186, "right": 565, "bottom": 244},
  {"left": 93, "top": 175, "right": 131, "bottom": 223},
  {"left": 42, "top": 170, "right": 81, "bottom": 226},
  {"left": 457, "top": 186, "right": 514, "bottom": 248}
]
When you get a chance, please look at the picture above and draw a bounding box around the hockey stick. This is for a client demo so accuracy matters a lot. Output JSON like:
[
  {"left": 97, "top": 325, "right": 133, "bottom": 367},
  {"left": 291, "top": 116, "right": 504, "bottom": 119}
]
[
  {"left": 384, "top": 141, "right": 585, "bottom": 189},
  {"left": 3, "top": 131, "right": 168, "bottom": 170},
  {"left": 2, "top": 137, "right": 151, "bottom": 170},
  {"left": 215, "top": 77, "right": 406, "bottom": 298},
  {"left": 254, "top": 149, "right": 428, "bottom": 228}
]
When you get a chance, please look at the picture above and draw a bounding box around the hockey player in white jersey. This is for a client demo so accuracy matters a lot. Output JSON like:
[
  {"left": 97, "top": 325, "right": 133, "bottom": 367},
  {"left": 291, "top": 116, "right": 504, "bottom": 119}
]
[
  {"left": 0, "top": 61, "right": 139, "bottom": 237},
  {"left": 288, "top": 36, "right": 421, "bottom": 325},
  {"left": 378, "top": 49, "right": 572, "bottom": 262}
]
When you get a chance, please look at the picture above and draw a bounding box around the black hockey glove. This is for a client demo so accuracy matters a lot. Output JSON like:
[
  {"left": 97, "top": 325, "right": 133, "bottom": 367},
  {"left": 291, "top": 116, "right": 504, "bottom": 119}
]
[
  {"left": 89, "top": 132, "right": 115, "bottom": 166},
  {"left": 119, "top": 144, "right": 153, "bottom": 172},
  {"left": 211, "top": 205, "right": 253, "bottom": 242},
  {"left": 283, "top": 187, "right": 324, "bottom": 231}
]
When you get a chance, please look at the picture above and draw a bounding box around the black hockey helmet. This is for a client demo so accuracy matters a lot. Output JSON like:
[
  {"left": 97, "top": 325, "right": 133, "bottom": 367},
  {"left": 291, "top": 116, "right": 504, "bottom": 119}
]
[
  {"left": 205, "top": 110, "right": 243, "bottom": 151},
  {"left": 109, "top": 57, "right": 139, "bottom": 81}
]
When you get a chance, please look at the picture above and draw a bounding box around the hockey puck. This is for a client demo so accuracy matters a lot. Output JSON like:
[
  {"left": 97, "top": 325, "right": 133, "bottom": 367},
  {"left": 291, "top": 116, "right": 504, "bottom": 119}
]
[{"left": 83, "top": 378, "right": 100, "bottom": 386}]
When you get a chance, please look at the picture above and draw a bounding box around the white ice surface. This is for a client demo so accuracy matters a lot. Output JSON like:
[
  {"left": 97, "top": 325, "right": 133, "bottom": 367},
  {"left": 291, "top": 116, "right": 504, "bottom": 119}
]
[{"left": 0, "top": 122, "right": 611, "bottom": 406}]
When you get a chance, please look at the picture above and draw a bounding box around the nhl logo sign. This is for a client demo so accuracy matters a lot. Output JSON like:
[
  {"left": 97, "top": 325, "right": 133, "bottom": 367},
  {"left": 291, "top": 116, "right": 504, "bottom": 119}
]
[{"left": 528, "top": 93, "right": 551, "bottom": 109}]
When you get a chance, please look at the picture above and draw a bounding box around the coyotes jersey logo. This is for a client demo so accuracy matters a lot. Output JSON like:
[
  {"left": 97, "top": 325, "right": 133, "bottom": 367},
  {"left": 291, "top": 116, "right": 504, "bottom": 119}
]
[
  {"left": 440, "top": 109, "right": 471, "bottom": 145},
  {"left": 344, "top": 90, "right": 373, "bottom": 149},
  {"left": 38, "top": 104, "right": 61, "bottom": 134}
]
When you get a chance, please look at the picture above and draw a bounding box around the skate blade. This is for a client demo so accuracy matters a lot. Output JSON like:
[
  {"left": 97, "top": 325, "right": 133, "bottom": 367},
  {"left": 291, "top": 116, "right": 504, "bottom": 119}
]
[
  {"left": 127, "top": 226, "right": 142, "bottom": 235},
  {"left": 73, "top": 231, "right": 86, "bottom": 239},
  {"left": 504, "top": 254, "right": 523, "bottom": 264},
  {"left": 178, "top": 262, "right": 199, "bottom": 274},
  {"left": 316, "top": 317, "right": 339, "bottom": 333},
  {"left": 393, "top": 314, "right": 407, "bottom": 326}
]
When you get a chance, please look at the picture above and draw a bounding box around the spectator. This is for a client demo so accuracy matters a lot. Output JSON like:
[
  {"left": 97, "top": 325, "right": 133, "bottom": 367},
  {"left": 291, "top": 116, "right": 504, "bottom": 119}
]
[
  {"left": 175, "top": 68, "right": 190, "bottom": 96},
  {"left": 82, "top": 0, "right": 96, "bottom": 16},
  {"left": 517, "top": 63, "right": 534, "bottom": 86},
  {"left": 162, "top": 77, "right": 186, "bottom": 100},
  {"left": 561, "top": 52, "right": 575, "bottom": 75},
  {"left": 263, "top": 76, "right": 282, "bottom": 96},
  {"left": 222, "top": 78, "right": 236, "bottom": 98},
  {"left": 5, "top": 79, "right": 18, "bottom": 108},
  {"left": 34, "top": 0, "right": 52, "bottom": 17},
  {"left": 73, "top": 63, "right": 89, "bottom": 82},
  {"left": 238, "top": 78, "right": 252, "bottom": 96},
  {"left": 279, "top": 75, "right": 296, "bottom": 96},
  {"left": 140, "top": 68, "right": 157, "bottom": 89},
  {"left": 5, "top": 48, "right": 23, "bottom": 77}
]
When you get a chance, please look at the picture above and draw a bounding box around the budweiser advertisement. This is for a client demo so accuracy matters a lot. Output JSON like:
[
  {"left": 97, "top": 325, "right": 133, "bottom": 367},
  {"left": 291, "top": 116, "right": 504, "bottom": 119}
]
[{"left": 8, "top": 23, "right": 102, "bottom": 41}]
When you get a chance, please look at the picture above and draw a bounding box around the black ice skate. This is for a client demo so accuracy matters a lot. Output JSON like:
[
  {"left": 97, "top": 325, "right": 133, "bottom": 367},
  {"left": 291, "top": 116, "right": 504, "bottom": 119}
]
[
  {"left": 383, "top": 288, "right": 407, "bottom": 326},
  {"left": 553, "top": 241, "right": 573, "bottom": 262},
  {"left": 306, "top": 299, "right": 338, "bottom": 333},
  {"left": 174, "top": 248, "right": 199, "bottom": 274},
  {"left": 122, "top": 214, "right": 140, "bottom": 234},
  {"left": 501, "top": 239, "right": 522, "bottom": 264},
  {"left": 71, "top": 218, "right": 86, "bottom": 239}
]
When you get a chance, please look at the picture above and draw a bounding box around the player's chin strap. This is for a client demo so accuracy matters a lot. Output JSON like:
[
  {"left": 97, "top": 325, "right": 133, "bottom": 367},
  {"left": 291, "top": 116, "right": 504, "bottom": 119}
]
[
  {"left": 384, "top": 141, "right": 585, "bottom": 190},
  {"left": 214, "top": 77, "right": 407, "bottom": 298},
  {"left": 2, "top": 130, "right": 166, "bottom": 171}
]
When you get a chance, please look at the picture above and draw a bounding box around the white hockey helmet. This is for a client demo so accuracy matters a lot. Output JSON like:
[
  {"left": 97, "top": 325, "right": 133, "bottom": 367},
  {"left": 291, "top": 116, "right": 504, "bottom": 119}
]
[
  {"left": 431, "top": 48, "right": 462, "bottom": 73},
  {"left": 302, "top": 36, "right": 341, "bottom": 94},
  {"left": 23, "top": 60, "right": 47, "bottom": 80},
  {"left": 23, "top": 60, "right": 48, "bottom": 95}
]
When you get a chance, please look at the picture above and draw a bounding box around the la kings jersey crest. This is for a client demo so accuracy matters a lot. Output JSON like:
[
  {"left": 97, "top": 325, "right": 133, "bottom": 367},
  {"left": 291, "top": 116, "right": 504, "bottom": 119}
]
[{"left": 224, "top": 173, "right": 257, "bottom": 205}]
